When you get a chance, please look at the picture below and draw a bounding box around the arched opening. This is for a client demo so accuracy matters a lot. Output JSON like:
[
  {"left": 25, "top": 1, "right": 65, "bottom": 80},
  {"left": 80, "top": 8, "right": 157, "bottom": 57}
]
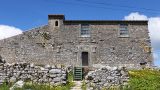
[{"left": 55, "top": 21, "right": 58, "bottom": 26}]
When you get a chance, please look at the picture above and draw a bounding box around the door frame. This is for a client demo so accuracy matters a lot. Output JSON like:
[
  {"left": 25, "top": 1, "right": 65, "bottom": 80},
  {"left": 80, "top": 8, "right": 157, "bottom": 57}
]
[{"left": 81, "top": 51, "right": 89, "bottom": 66}]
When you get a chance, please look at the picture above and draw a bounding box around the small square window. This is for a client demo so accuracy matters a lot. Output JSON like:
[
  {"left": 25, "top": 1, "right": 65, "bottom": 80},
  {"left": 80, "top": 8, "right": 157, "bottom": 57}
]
[
  {"left": 81, "top": 24, "right": 90, "bottom": 37},
  {"left": 119, "top": 24, "right": 129, "bottom": 37}
]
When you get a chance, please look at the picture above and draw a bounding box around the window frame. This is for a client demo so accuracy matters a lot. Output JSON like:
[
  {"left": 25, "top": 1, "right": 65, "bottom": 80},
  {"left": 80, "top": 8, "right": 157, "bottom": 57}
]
[
  {"left": 119, "top": 24, "right": 129, "bottom": 37},
  {"left": 80, "top": 24, "right": 90, "bottom": 37}
]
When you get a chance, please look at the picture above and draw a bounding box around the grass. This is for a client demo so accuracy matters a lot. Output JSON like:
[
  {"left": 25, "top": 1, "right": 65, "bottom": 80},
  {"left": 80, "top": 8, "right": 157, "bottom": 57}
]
[
  {"left": 81, "top": 80, "right": 87, "bottom": 90},
  {"left": 0, "top": 71, "right": 74, "bottom": 90},
  {"left": 0, "top": 82, "right": 10, "bottom": 90},
  {"left": 124, "top": 69, "right": 160, "bottom": 90},
  {"left": 13, "top": 83, "right": 71, "bottom": 90}
]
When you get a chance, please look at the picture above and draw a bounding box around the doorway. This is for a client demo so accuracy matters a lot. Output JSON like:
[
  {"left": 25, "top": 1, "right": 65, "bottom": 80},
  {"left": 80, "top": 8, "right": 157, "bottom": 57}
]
[{"left": 82, "top": 52, "right": 89, "bottom": 66}]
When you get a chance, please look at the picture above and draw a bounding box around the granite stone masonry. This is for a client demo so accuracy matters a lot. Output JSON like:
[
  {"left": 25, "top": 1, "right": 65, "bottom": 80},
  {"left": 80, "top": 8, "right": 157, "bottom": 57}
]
[
  {"left": 0, "top": 14, "right": 153, "bottom": 69},
  {"left": 0, "top": 62, "right": 67, "bottom": 86}
]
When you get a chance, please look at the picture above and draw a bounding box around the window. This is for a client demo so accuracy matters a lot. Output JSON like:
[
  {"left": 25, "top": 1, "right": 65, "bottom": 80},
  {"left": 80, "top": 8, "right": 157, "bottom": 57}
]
[
  {"left": 81, "top": 24, "right": 90, "bottom": 37},
  {"left": 55, "top": 21, "right": 58, "bottom": 26},
  {"left": 119, "top": 24, "right": 129, "bottom": 37}
]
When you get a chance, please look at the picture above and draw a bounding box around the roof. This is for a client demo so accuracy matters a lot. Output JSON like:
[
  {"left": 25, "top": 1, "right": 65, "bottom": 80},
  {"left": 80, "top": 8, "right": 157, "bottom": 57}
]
[
  {"left": 48, "top": 14, "right": 148, "bottom": 25},
  {"left": 48, "top": 14, "right": 65, "bottom": 20},
  {"left": 64, "top": 20, "right": 148, "bottom": 25}
]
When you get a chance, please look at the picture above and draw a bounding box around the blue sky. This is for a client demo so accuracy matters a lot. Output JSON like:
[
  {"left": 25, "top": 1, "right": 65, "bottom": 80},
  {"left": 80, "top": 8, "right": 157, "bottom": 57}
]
[
  {"left": 0, "top": 0, "right": 160, "bottom": 66},
  {"left": 0, "top": 0, "right": 160, "bottom": 30}
]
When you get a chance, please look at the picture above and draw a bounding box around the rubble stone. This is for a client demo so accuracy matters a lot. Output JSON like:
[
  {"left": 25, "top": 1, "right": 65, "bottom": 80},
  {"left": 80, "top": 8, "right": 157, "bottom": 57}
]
[
  {"left": 85, "top": 66, "right": 129, "bottom": 89},
  {"left": 0, "top": 62, "right": 67, "bottom": 86}
]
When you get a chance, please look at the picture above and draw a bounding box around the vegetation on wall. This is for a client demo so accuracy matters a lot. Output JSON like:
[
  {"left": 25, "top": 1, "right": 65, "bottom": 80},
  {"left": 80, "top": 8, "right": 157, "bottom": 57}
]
[
  {"left": 41, "top": 32, "right": 51, "bottom": 40},
  {"left": 36, "top": 43, "right": 46, "bottom": 48}
]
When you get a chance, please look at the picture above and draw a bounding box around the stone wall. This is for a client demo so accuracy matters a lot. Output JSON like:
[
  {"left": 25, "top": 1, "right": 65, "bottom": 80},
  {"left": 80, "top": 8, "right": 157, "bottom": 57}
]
[
  {"left": 0, "top": 15, "right": 153, "bottom": 68},
  {"left": 85, "top": 66, "right": 129, "bottom": 90},
  {"left": 0, "top": 62, "right": 66, "bottom": 86}
]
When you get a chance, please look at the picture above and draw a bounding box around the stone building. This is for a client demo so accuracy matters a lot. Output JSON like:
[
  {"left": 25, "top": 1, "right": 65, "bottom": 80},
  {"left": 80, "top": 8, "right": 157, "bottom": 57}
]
[{"left": 0, "top": 14, "right": 153, "bottom": 68}]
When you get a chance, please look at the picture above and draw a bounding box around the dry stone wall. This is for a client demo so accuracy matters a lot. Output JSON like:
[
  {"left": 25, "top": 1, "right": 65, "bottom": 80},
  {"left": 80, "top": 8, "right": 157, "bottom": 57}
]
[
  {"left": 85, "top": 66, "right": 129, "bottom": 90},
  {"left": 0, "top": 62, "right": 66, "bottom": 86}
]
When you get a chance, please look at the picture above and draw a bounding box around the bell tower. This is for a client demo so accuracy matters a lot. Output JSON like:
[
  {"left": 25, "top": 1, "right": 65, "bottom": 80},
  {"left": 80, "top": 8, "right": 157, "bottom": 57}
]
[{"left": 48, "top": 14, "right": 65, "bottom": 30}]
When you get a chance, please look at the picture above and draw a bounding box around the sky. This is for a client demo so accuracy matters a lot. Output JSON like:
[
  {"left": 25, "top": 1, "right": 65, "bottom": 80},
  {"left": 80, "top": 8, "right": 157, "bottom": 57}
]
[{"left": 0, "top": 0, "right": 160, "bottom": 66}]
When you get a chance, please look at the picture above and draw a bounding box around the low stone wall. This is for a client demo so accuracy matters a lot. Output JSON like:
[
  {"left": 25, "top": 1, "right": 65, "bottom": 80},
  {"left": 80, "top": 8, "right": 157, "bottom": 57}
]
[
  {"left": 0, "top": 62, "right": 66, "bottom": 86},
  {"left": 85, "top": 66, "right": 129, "bottom": 90}
]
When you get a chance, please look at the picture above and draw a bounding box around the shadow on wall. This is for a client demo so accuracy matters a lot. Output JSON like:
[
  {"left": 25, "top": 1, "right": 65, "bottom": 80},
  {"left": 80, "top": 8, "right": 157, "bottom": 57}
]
[{"left": 0, "top": 55, "right": 5, "bottom": 63}]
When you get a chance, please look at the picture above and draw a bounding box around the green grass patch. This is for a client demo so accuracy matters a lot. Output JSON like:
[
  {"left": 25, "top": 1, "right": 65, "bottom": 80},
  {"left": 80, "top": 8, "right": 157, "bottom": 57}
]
[
  {"left": 125, "top": 69, "right": 160, "bottom": 90},
  {"left": 13, "top": 83, "right": 71, "bottom": 90},
  {"left": 0, "top": 82, "right": 10, "bottom": 90},
  {"left": 82, "top": 80, "right": 87, "bottom": 90}
]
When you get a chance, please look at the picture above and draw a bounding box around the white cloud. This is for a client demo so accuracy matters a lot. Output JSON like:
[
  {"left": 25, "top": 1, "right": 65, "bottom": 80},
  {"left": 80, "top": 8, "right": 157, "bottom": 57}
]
[
  {"left": 148, "top": 17, "right": 160, "bottom": 41},
  {"left": 124, "top": 12, "right": 148, "bottom": 20},
  {"left": 124, "top": 12, "right": 160, "bottom": 66},
  {"left": 0, "top": 25, "right": 23, "bottom": 40},
  {"left": 149, "top": 17, "right": 160, "bottom": 51},
  {"left": 153, "top": 53, "right": 159, "bottom": 60}
]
